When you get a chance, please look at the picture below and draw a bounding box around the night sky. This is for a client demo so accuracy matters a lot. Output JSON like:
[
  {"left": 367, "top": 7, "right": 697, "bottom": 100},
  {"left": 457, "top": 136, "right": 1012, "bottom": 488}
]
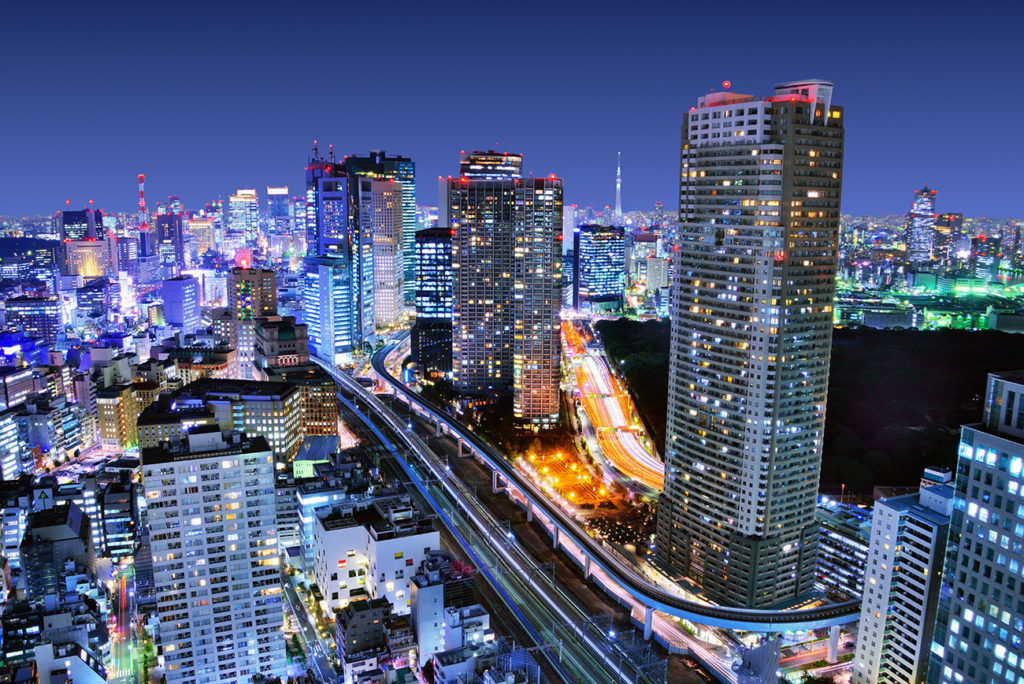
[{"left": 2, "top": 1, "right": 1021, "bottom": 218}]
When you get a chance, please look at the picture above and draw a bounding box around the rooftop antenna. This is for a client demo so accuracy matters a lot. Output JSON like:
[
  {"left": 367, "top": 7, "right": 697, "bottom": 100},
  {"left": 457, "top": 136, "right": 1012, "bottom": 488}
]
[{"left": 329, "top": 144, "right": 335, "bottom": 162}]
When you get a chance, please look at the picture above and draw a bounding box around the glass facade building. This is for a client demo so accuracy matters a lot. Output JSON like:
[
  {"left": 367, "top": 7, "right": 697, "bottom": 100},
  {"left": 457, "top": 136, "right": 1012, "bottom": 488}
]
[
  {"left": 412, "top": 227, "right": 453, "bottom": 377},
  {"left": 909, "top": 185, "right": 938, "bottom": 264},
  {"left": 572, "top": 224, "right": 626, "bottom": 310},
  {"left": 303, "top": 254, "right": 354, "bottom": 365},
  {"left": 930, "top": 371, "right": 1024, "bottom": 683}
]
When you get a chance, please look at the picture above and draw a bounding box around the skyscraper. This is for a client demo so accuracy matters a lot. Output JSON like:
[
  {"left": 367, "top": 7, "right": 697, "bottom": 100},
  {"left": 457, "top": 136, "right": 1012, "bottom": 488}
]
[
  {"left": 58, "top": 208, "right": 102, "bottom": 241},
  {"left": 908, "top": 185, "right": 937, "bottom": 264},
  {"left": 161, "top": 275, "right": 201, "bottom": 334},
  {"left": 369, "top": 180, "right": 403, "bottom": 328},
  {"left": 572, "top": 224, "right": 626, "bottom": 311},
  {"left": 266, "top": 186, "right": 289, "bottom": 234},
  {"left": 154, "top": 212, "right": 185, "bottom": 277},
  {"left": 227, "top": 268, "right": 277, "bottom": 377},
  {"left": 929, "top": 371, "right": 1024, "bottom": 683},
  {"left": 228, "top": 189, "right": 260, "bottom": 246},
  {"left": 655, "top": 79, "right": 844, "bottom": 608},
  {"left": 143, "top": 430, "right": 285, "bottom": 683},
  {"left": 304, "top": 149, "right": 375, "bottom": 346},
  {"left": 443, "top": 151, "right": 562, "bottom": 425},
  {"left": 344, "top": 151, "right": 417, "bottom": 304},
  {"left": 852, "top": 485, "right": 952, "bottom": 683},
  {"left": 302, "top": 254, "right": 354, "bottom": 364},
  {"left": 227, "top": 267, "right": 277, "bottom": 320},
  {"left": 187, "top": 215, "right": 215, "bottom": 257},
  {"left": 412, "top": 227, "right": 453, "bottom": 377}
]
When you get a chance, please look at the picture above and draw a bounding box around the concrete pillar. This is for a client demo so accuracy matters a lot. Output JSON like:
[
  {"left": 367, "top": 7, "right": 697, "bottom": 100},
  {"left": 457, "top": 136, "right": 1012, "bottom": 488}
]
[
  {"left": 828, "top": 624, "right": 840, "bottom": 662},
  {"left": 435, "top": 421, "right": 441, "bottom": 438},
  {"left": 527, "top": 501, "right": 534, "bottom": 522},
  {"left": 643, "top": 606, "right": 654, "bottom": 641},
  {"left": 583, "top": 555, "right": 591, "bottom": 579},
  {"left": 457, "top": 440, "right": 463, "bottom": 458},
  {"left": 553, "top": 527, "right": 561, "bottom": 550},
  {"left": 492, "top": 470, "right": 502, "bottom": 494}
]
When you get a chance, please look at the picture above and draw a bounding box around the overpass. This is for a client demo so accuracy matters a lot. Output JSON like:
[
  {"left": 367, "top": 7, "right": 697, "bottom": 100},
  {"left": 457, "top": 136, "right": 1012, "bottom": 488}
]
[{"left": 316, "top": 345, "right": 861, "bottom": 633}]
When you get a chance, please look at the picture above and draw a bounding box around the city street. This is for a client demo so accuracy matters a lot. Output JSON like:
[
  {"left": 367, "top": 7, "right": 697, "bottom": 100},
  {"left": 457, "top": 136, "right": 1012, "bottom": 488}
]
[{"left": 281, "top": 570, "right": 336, "bottom": 682}]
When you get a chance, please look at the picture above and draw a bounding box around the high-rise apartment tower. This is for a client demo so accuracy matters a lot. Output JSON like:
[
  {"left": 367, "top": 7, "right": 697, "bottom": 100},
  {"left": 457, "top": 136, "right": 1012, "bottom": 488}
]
[
  {"left": 442, "top": 151, "right": 562, "bottom": 425},
  {"left": 655, "top": 80, "right": 844, "bottom": 608}
]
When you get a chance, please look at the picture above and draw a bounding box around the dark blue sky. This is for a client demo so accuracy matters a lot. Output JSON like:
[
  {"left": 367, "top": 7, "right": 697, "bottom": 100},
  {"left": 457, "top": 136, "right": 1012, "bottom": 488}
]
[{"left": 2, "top": 1, "right": 1021, "bottom": 218}]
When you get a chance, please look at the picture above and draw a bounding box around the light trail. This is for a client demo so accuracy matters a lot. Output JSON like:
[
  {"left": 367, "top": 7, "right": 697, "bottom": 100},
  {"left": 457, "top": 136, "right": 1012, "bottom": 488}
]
[{"left": 563, "top": 320, "right": 664, "bottom": 491}]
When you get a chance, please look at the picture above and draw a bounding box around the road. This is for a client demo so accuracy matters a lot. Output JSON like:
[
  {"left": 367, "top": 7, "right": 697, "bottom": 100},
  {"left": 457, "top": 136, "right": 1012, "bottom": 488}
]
[
  {"left": 335, "top": 374, "right": 665, "bottom": 683},
  {"left": 563, "top": 319, "right": 664, "bottom": 492},
  {"left": 106, "top": 563, "right": 137, "bottom": 684},
  {"left": 340, "top": 344, "right": 861, "bottom": 632},
  {"left": 281, "top": 570, "right": 335, "bottom": 682}
]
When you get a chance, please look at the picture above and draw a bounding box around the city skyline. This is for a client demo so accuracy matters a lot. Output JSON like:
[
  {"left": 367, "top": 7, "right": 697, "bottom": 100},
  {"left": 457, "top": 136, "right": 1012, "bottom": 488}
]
[{"left": 3, "top": 3, "right": 1022, "bottom": 218}]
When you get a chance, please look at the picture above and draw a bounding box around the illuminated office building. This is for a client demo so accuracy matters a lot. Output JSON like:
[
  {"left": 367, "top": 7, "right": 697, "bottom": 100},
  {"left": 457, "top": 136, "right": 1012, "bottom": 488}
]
[
  {"left": 143, "top": 430, "right": 285, "bottom": 683},
  {"left": 227, "top": 267, "right": 277, "bottom": 377},
  {"left": 61, "top": 237, "right": 118, "bottom": 278},
  {"left": 155, "top": 213, "right": 185, "bottom": 277},
  {"left": 655, "top": 80, "right": 844, "bottom": 608},
  {"left": 302, "top": 254, "right": 354, "bottom": 364},
  {"left": 187, "top": 216, "right": 215, "bottom": 257},
  {"left": 4, "top": 296, "right": 63, "bottom": 346},
  {"left": 344, "top": 151, "right": 417, "bottom": 305},
  {"left": 305, "top": 151, "right": 374, "bottom": 347},
  {"left": 57, "top": 209, "right": 102, "bottom": 241},
  {"left": 369, "top": 180, "right": 403, "bottom": 328},
  {"left": 908, "top": 185, "right": 937, "bottom": 264},
  {"left": 267, "top": 186, "right": 290, "bottom": 234},
  {"left": 161, "top": 275, "right": 201, "bottom": 334},
  {"left": 929, "top": 372, "right": 1024, "bottom": 683},
  {"left": 228, "top": 189, "right": 260, "bottom": 245},
  {"left": 442, "top": 151, "right": 562, "bottom": 424},
  {"left": 304, "top": 149, "right": 415, "bottom": 346},
  {"left": 572, "top": 224, "right": 626, "bottom": 310},
  {"left": 412, "top": 227, "right": 453, "bottom": 377}
]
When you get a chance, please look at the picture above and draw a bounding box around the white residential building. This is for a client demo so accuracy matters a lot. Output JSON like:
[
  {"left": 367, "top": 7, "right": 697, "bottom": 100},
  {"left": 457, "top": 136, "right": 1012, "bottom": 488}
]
[
  {"left": 143, "top": 429, "right": 285, "bottom": 684},
  {"left": 852, "top": 484, "right": 952, "bottom": 683},
  {"left": 313, "top": 494, "right": 438, "bottom": 616}
]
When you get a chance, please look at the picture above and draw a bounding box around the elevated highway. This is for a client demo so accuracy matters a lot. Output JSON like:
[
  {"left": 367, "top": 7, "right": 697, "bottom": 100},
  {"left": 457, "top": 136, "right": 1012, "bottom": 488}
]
[{"left": 315, "top": 345, "right": 860, "bottom": 633}]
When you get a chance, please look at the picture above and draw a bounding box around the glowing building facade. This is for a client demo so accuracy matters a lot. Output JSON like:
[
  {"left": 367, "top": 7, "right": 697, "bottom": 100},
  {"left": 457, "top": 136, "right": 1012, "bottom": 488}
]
[
  {"left": 443, "top": 152, "right": 562, "bottom": 424},
  {"left": 656, "top": 80, "right": 844, "bottom": 608},
  {"left": 909, "top": 185, "right": 938, "bottom": 264}
]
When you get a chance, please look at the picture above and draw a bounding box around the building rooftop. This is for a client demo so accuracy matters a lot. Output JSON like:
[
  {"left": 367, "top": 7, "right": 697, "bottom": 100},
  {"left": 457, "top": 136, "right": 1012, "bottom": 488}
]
[
  {"left": 141, "top": 431, "right": 271, "bottom": 465},
  {"left": 175, "top": 378, "right": 299, "bottom": 401}
]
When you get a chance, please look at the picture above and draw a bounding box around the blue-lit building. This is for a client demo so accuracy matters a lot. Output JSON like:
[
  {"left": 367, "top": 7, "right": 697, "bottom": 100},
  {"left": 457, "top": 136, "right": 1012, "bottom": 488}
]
[
  {"left": 412, "top": 227, "right": 453, "bottom": 377},
  {"left": 0, "top": 331, "right": 49, "bottom": 367},
  {"left": 572, "top": 224, "right": 626, "bottom": 311},
  {"left": 929, "top": 371, "right": 1024, "bottom": 683},
  {"left": 75, "top": 278, "right": 110, "bottom": 317},
  {"left": 345, "top": 151, "right": 417, "bottom": 303},
  {"left": 161, "top": 275, "right": 201, "bottom": 334},
  {"left": 908, "top": 185, "right": 937, "bottom": 264},
  {"left": 4, "top": 296, "right": 63, "bottom": 346},
  {"left": 155, "top": 213, "right": 185, "bottom": 278},
  {"left": 305, "top": 152, "right": 375, "bottom": 347},
  {"left": 815, "top": 497, "right": 871, "bottom": 601},
  {"left": 57, "top": 209, "right": 102, "bottom": 241},
  {"left": 267, "top": 186, "right": 290, "bottom": 234},
  {"left": 303, "top": 254, "right": 354, "bottom": 364}
]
